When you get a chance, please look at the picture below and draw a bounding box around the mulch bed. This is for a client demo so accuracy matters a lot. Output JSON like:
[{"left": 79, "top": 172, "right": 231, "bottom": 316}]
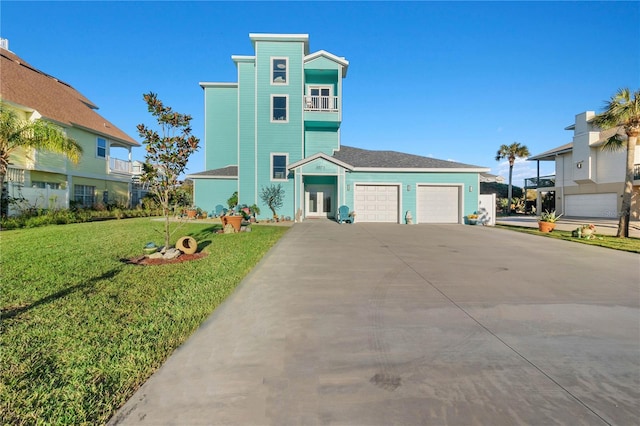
[{"left": 122, "top": 252, "right": 209, "bottom": 266}]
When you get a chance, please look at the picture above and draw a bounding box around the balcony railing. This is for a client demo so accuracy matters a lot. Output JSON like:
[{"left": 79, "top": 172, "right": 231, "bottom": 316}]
[
  {"left": 109, "top": 157, "right": 132, "bottom": 174},
  {"left": 304, "top": 95, "right": 339, "bottom": 112},
  {"left": 634, "top": 164, "right": 640, "bottom": 180},
  {"left": 524, "top": 175, "right": 556, "bottom": 188}
]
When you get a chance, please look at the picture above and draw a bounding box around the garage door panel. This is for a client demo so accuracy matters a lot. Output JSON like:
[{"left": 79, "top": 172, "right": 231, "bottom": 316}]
[
  {"left": 354, "top": 185, "right": 399, "bottom": 223},
  {"left": 417, "top": 186, "right": 460, "bottom": 223},
  {"left": 565, "top": 193, "right": 616, "bottom": 218}
]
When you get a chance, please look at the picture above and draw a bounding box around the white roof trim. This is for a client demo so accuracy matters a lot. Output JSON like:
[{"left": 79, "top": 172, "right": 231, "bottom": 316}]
[
  {"left": 199, "top": 82, "right": 238, "bottom": 89},
  {"left": 288, "top": 152, "right": 354, "bottom": 171},
  {"left": 351, "top": 167, "right": 491, "bottom": 173},
  {"left": 305, "top": 50, "right": 349, "bottom": 67},
  {"left": 231, "top": 55, "right": 255, "bottom": 63}
]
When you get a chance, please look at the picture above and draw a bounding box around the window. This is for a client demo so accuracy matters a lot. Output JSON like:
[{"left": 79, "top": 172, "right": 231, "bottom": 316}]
[
  {"left": 32, "top": 181, "right": 61, "bottom": 190},
  {"left": 97, "top": 137, "right": 107, "bottom": 158},
  {"left": 74, "top": 185, "right": 95, "bottom": 206},
  {"left": 271, "top": 154, "right": 288, "bottom": 180},
  {"left": 271, "top": 57, "right": 288, "bottom": 84},
  {"left": 306, "top": 86, "right": 333, "bottom": 111},
  {"left": 271, "top": 95, "right": 288, "bottom": 122}
]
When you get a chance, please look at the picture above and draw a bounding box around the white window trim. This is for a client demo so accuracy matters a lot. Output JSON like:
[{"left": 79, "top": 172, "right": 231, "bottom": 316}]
[
  {"left": 97, "top": 137, "right": 107, "bottom": 159},
  {"left": 270, "top": 57, "right": 288, "bottom": 86},
  {"left": 270, "top": 94, "right": 289, "bottom": 123},
  {"left": 307, "top": 85, "right": 333, "bottom": 97},
  {"left": 270, "top": 153, "right": 289, "bottom": 182}
]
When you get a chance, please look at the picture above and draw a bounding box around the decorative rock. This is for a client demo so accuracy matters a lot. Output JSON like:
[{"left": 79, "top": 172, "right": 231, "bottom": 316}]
[
  {"left": 223, "top": 224, "right": 236, "bottom": 234},
  {"left": 148, "top": 252, "right": 164, "bottom": 259},
  {"left": 163, "top": 248, "right": 182, "bottom": 260}
]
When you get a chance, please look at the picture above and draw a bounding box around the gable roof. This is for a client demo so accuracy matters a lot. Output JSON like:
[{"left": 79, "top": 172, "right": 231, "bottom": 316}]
[
  {"left": 332, "top": 146, "right": 488, "bottom": 171},
  {"left": 0, "top": 48, "right": 138, "bottom": 146},
  {"left": 304, "top": 50, "right": 349, "bottom": 77},
  {"left": 288, "top": 152, "right": 354, "bottom": 171}
]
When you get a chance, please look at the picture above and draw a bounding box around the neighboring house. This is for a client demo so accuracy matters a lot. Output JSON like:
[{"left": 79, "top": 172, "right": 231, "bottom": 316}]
[
  {"left": 189, "top": 34, "right": 488, "bottom": 223},
  {"left": 0, "top": 40, "right": 139, "bottom": 214},
  {"left": 527, "top": 111, "right": 640, "bottom": 220}
]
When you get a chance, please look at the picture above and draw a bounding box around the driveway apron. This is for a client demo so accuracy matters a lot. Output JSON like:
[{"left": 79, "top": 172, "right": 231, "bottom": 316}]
[{"left": 110, "top": 222, "right": 640, "bottom": 425}]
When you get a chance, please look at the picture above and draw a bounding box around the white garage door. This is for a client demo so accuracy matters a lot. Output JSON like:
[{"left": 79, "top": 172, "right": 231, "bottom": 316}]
[
  {"left": 354, "top": 185, "right": 399, "bottom": 223},
  {"left": 417, "top": 186, "right": 460, "bottom": 223},
  {"left": 565, "top": 193, "right": 617, "bottom": 218}
]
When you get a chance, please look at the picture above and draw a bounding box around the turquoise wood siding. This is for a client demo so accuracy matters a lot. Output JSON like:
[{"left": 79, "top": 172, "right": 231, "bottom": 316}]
[
  {"left": 237, "top": 60, "right": 257, "bottom": 206},
  {"left": 305, "top": 129, "right": 339, "bottom": 156},
  {"left": 204, "top": 86, "right": 237, "bottom": 170},
  {"left": 344, "top": 172, "right": 480, "bottom": 220},
  {"left": 253, "top": 40, "right": 306, "bottom": 218},
  {"left": 193, "top": 178, "right": 238, "bottom": 213}
]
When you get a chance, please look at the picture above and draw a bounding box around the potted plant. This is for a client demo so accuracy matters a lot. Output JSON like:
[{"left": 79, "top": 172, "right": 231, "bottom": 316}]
[
  {"left": 186, "top": 206, "right": 198, "bottom": 219},
  {"left": 466, "top": 213, "right": 478, "bottom": 225},
  {"left": 250, "top": 204, "right": 261, "bottom": 222},
  {"left": 538, "top": 210, "right": 562, "bottom": 232}
]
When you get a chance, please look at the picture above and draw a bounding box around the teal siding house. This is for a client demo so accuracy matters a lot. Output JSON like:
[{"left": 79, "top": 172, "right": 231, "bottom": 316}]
[{"left": 189, "top": 34, "right": 489, "bottom": 224}]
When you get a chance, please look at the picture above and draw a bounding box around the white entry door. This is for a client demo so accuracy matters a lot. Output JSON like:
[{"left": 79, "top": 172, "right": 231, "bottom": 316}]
[{"left": 306, "top": 185, "right": 334, "bottom": 217}]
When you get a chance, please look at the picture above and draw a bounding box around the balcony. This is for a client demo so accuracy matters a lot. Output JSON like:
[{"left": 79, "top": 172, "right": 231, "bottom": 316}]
[
  {"left": 524, "top": 175, "right": 556, "bottom": 189},
  {"left": 634, "top": 164, "right": 640, "bottom": 181},
  {"left": 304, "top": 95, "right": 341, "bottom": 129},
  {"left": 109, "top": 157, "right": 132, "bottom": 175}
]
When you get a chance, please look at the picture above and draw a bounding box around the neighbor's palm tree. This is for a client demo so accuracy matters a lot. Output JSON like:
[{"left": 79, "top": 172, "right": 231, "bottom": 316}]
[
  {"left": 591, "top": 88, "right": 640, "bottom": 238},
  {"left": 0, "top": 106, "right": 82, "bottom": 186},
  {"left": 495, "top": 142, "right": 530, "bottom": 215}
]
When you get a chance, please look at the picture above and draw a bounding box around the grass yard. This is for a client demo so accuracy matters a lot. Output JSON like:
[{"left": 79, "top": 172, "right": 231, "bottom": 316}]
[
  {"left": 0, "top": 218, "right": 289, "bottom": 425},
  {"left": 496, "top": 225, "right": 640, "bottom": 253}
]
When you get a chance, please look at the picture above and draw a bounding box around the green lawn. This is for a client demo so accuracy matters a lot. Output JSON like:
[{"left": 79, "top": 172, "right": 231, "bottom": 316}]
[
  {"left": 0, "top": 218, "right": 288, "bottom": 425},
  {"left": 496, "top": 225, "right": 640, "bottom": 253}
]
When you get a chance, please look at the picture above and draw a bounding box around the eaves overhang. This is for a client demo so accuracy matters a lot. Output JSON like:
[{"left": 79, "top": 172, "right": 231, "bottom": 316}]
[{"left": 288, "top": 152, "right": 354, "bottom": 171}]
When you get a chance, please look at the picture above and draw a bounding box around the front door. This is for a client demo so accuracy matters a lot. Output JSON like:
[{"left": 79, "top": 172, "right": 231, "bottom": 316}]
[{"left": 306, "top": 185, "right": 334, "bottom": 218}]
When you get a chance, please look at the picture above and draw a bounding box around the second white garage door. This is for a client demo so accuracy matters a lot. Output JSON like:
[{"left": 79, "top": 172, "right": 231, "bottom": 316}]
[
  {"left": 354, "top": 185, "right": 399, "bottom": 223},
  {"left": 565, "top": 193, "right": 617, "bottom": 218},
  {"left": 417, "top": 186, "right": 460, "bottom": 223}
]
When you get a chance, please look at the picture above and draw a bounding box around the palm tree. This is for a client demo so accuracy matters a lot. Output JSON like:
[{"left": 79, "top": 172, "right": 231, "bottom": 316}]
[
  {"left": 591, "top": 88, "right": 640, "bottom": 238},
  {"left": 0, "top": 106, "right": 82, "bottom": 214},
  {"left": 495, "top": 142, "right": 530, "bottom": 215}
]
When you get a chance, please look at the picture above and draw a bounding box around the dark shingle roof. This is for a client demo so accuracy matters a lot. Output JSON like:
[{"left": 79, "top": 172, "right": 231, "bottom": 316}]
[
  {"left": 188, "top": 166, "right": 238, "bottom": 177},
  {"left": 332, "top": 145, "right": 485, "bottom": 169}
]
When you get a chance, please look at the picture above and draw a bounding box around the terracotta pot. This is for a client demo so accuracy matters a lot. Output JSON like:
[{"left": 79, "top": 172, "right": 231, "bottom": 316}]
[
  {"left": 220, "top": 215, "right": 243, "bottom": 232},
  {"left": 186, "top": 209, "right": 197, "bottom": 219},
  {"left": 538, "top": 221, "right": 555, "bottom": 233}
]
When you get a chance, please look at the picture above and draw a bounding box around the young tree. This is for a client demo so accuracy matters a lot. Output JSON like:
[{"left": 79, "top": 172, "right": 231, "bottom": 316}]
[
  {"left": 0, "top": 107, "right": 82, "bottom": 214},
  {"left": 495, "top": 142, "right": 530, "bottom": 215},
  {"left": 592, "top": 88, "right": 640, "bottom": 238},
  {"left": 137, "top": 93, "right": 199, "bottom": 249},
  {"left": 260, "top": 184, "right": 285, "bottom": 219}
]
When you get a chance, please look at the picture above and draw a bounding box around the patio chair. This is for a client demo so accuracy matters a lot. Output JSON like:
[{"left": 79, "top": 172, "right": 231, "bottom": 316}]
[
  {"left": 214, "top": 204, "right": 225, "bottom": 217},
  {"left": 337, "top": 205, "right": 353, "bottom": 224}
]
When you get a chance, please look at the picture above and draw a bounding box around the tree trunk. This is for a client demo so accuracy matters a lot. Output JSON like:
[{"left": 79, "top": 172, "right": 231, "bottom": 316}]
[
  {"left": 617, "top": 133, "right": 637, "bottom": 238},
  {"left": 507, "top": 165, "right": 513, "bottom": 216}
]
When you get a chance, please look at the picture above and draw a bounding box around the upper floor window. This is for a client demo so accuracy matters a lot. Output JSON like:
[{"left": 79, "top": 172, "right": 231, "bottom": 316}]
[
  {"left": 271, "top": 95, "right": 288, "bottom": 122},
  {"left": 271, "top": 153, "right": 288, "bottom": 181},
  {"left": 271, "top": 57, "right": 288, "bottom": 85},
  {"left": 97, "top": 137, "right": 107, "bottom": 158}
]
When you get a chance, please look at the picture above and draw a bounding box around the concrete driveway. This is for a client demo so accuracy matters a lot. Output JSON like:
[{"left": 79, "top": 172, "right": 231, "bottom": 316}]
[{"left": 110, "top": 222, "right": 639, "bottom": 425}]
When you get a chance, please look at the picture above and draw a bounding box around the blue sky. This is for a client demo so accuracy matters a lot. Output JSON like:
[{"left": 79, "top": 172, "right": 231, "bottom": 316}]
[{"left": 2, "top": 1, "right": 638, "bottom": 186}]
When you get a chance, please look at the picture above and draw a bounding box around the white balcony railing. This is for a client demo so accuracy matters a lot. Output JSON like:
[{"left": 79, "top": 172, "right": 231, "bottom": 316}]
[
  {"left": 109, "top": 157, "right": 132, "bottom": 174},
  {"left": 304, "top": 96, "right": 339, "bottom": 112}
]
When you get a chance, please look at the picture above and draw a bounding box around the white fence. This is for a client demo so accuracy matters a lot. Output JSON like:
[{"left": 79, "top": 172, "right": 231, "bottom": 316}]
[{"left": 6, "top": 183, "right": 68, "bottom": 216}]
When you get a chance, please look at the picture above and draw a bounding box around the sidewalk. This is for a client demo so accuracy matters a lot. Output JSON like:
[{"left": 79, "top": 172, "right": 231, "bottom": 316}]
[{"left": 496, "top": 215, "right": 640, "bottom": 238}]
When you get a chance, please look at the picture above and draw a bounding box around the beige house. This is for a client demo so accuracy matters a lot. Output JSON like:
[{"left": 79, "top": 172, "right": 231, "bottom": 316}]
[
  {"left": 0, "top": 40, "right": 139, "bottom": 215},
  {"left": 528, "top": 111, "right": 640, "bottom": 220}
]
